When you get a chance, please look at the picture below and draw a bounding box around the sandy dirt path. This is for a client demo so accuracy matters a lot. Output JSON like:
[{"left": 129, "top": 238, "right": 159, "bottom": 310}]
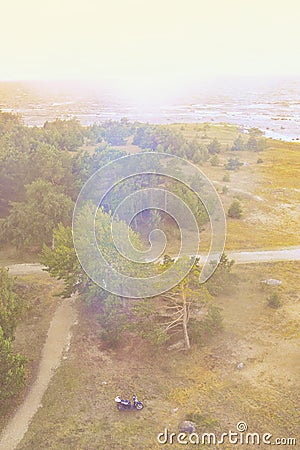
[
  {"left": 167, "top": 247, "right": 300, "bottom": 264},
  {"left": 0, "top": 296, "right": 77, "bottom": 450},
  {"left": 6, "top": 263, "right": 46, "bottom": 275},
  {"left": 227, "top": 247, "right": 300, "bottom": 264},
  {"left": 6, "top": 246, "right": 300, "bottom": 277}
]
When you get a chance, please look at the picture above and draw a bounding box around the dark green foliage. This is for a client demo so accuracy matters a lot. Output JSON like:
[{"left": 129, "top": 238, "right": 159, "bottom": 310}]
[
  {"left": 190, "top": 144, "right": 208, "bottom": 164},
  {"left": 231, "top": 135, "right": 245, "bottom": 151},
  {"left": 206, "top": 253, "right": 235, "bottom": 296},
  {"left": 102, "top": 118, "right": 133, "bottom": 145},
  {"left": 246, "top": 135, "right": 266, "bottom": 152},
  {"left": 267, "top": 292, "right": 282, "bottom": 309},
  {"left": 133, "top": 124, "right": 185, "bottom": 154},
  {"left": 1, "top": 179, "right": 74, "bottom": 250},
  {"left": 43, "top": 118, "right": 84, "bottom": 151},
  {"left": 222, "top": 173, "right": 230, "bottom": 182},
  {"left": 248, "top": 127, "right": 264, "bottom": 137},
  {"left": 79, "top": 144, "right": 127, "bottom": 179},
  {"left": 0, "top": 267, "right": 26, "bottom": 406},
  {"left": 0, "top": 326, "right": 26, "bottom": 406},
  {"left": 87, "top": 118, "right": 134, "bottom": 146},
  {"left": 42, "top": 208, "right": 143, "bottom": 345},
  {"left": 41, "top": 224, "right": 82, "bottom": 297},
  {"left": 225, "top": 157, "right": 243, "bottom": 171},
  {"left": 132, "top": 299, "right": 169, "bottom": 346},
  {"left": 0, "top": 268, "right": 24, "bottom": 339},
  {"left": 183, "top": 139, "right": 208, "bottom": 164},
  {"left": 207, "top": 138, "right": 222, "bottom": 154},
  {"left": 222, "top": 185, "right": 229, "bottom": 194},
  {"left": 228, "top": 199, "right": 242, "bottom": 218},
  {"left": 0, "top": 113, "right": 81, "bottom": 215},
  {"left": 0, "top": 111, "right": 22, "bottom": 132},
  {"left": 210, "top": 155, "right": 220, "bottom": 166},
  {"left": 171, "top": 180, "right": 208, "bottom": 228},
  {"left": 97, "top": 295, "right": 128, "bottom": 347},
  {"left": 189, "top": 304, "right": 223, "bottom": 344}
]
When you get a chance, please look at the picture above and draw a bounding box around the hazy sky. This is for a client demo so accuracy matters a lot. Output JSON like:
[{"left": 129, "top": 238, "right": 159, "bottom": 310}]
[{"left": 1, "top": 0, "right": 300, "bottom": 98}]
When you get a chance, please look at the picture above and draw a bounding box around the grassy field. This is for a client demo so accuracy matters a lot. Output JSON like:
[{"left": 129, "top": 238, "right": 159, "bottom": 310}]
[
  {"left": 215, "top": 139, "right": 300, "bottom": 250},
  {"left": 155, "top": 124, "right": 300, "bottom": 252},
  {"left": 17, "top": 261, "right": 300, "bottom": 449}
]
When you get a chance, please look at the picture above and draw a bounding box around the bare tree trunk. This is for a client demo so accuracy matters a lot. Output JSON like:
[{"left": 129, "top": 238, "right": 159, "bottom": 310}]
[{"left": 181, "top": 286, "right": 191, "bottom": 350}]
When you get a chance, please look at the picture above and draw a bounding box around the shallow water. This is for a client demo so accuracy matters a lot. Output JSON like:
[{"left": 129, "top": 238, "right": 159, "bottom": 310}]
[{"left": 1, "top": 78, "right": 300, "bottom": 140}]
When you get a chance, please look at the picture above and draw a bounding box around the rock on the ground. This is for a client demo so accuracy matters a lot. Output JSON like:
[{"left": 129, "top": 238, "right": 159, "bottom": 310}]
[
  {"left": 261, "top": 278, "right": 282, "bottom": 286},
  {"left": 179, "top": 421, "right": 196, "bottom": 433},
  {"left": 167, "top": 340, "right": 185, "bottom": 351}
]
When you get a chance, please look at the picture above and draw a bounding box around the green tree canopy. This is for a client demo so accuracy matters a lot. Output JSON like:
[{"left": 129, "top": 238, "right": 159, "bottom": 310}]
[
  {"left": 228, "top": 199, "right": 242, "bottom": 219},
  {"left": 2, "top": 179, "right": 73, "bottom": 249},
  {"left": 0, "top": 268, "right": 23, "bottom": 339},
  {"left": 0, "top": 267, "right": 26, "bottom": 406},
  {"left": 207, "top": 138, "right": 222, "bottom": 155},
  {"left": 0, "top": 326, "right": 26, "bottom": 406}
]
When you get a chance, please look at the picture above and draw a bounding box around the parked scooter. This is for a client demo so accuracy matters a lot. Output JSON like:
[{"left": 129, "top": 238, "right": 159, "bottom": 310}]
[{"left": 115, "top": 395, "right": 144, "bottom": 411}]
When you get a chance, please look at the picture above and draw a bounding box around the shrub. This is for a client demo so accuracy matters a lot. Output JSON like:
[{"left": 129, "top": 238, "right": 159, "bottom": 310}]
[
  {"left": 206, "top": 253, "right": 235, "bottom": 296},
  {"left": 0, "top": 326, "right": 26, "bottom": 406},
  {"left": 247, "top": 136, "right": 266, "bottom": 152},
  {"left": 222, "top": 173, "right": 231, "bottom": 182},
  {"left": 231, "top": 135, "right": 245, "bottom": 151},
  {"left": 228, "top": 199, "right": 242, "bottom": 218},
  {"left": 222, "top": 186, "right": 229, "bottom": 194},
  {"left": 98, "top": 295, "right": 128, "bottom": 347},
  {"left": 207, "top": 138, "right": 221, "bottom": 154},
  {"left": 210, "top": 155, "right": 220, "bottom": 166},
  {"left": 189, "top": 305, "right": 223, "bottom": 344},
  {"left": 267, "top": 293, "right": 282, "bottom": 309},
  {"left": 0, "top": 268, "right": 24, "bottom": 339},
  {"left": 226, "top": 157, "right": 243, "bottom": 171}
]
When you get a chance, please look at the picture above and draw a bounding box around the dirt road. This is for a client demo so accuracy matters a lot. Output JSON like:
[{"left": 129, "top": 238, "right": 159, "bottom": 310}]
[
  {"left": 6, "top": 246, "right": 300, "bottom": 277},
  {"left": 227, "top": 247, "right": 300, "bottom": 264},
  {"left": 6, "top": 263, "right": 46, "bottom": 275}
]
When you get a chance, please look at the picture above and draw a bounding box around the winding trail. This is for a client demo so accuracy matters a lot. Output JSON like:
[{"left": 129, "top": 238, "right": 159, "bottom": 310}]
[
  {"left": 1, "top": 246, "right": 300, "bottom": 448},
  {"left": 0, "top": 293, "right": 77, "bottom": 450}
]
